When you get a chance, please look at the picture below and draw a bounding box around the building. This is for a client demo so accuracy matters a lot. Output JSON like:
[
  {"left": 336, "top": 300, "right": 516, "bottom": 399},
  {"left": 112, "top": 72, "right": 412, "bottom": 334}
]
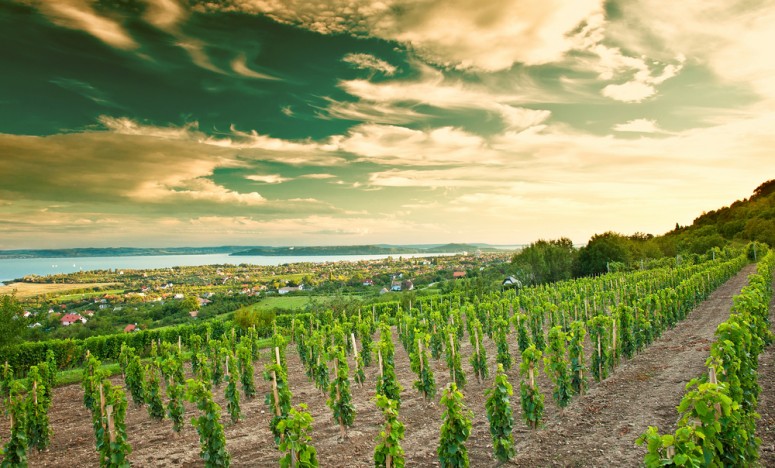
[
  {"left": 453, "top": 271, "right": 466, "bottom": 279},
  {"left": 61, "top": 313, "right": 87, "bottom": 326}
]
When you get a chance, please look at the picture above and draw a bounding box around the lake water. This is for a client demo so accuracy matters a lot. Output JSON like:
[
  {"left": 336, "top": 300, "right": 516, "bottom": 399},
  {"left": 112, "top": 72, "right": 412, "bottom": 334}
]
[{"left": 0, "top": 252, "right": 457, "bottom": 283}]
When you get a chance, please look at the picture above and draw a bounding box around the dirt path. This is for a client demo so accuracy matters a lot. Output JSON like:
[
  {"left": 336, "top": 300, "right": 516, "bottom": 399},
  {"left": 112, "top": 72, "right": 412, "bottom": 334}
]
[
  {"left": 1, "top": 265, "right": 759, "bottom": 467},
  {"left": 755, "top": 270, "right": 775, "bottom": 466}
]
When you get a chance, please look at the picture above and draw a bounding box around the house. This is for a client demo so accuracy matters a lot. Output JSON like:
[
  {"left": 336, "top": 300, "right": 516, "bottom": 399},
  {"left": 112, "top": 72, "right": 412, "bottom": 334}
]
[
  {"left": 453, "top": 271, "right": 466, "bottom": 279},
  {"left": 379, "top": 287, "right": 389, "bottom": 295},
  {"left": 174, "top": 293, "right": 185, "bottom": 300},
  {"left": 401, "top": 280, "right": 414, "bottom": 291},
  {"left": 502, "top": 276, "right": 522, "bottom": 289},
  {"left": 28, "top": 322, "right": 42, "bottom": 328},
  {"left": 189, "top": 310, "right": 199, "bottom": 318},
  {"left": 84, "top": 310, "right": 95, "bottom": 317},
  {"left": 22, "top": 310, "right": 33, "bottom": 318},
  {"left": 362, "top": 279, "right": 374, "bottom": 286},
  {"left": 61, "top": 313, "right": 86, "bottom": 326},
  {"left": 124, "top": 324, "right": 137, "bottom": 333},
  {"left": 390, "top": 280, "right": 402, "bottom": 292}
]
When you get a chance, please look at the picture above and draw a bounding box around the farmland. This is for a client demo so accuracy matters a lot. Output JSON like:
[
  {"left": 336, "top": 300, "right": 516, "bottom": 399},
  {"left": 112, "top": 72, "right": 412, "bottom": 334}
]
[{"left": 0, "top": 247, "right": 772, "bottom": 466}]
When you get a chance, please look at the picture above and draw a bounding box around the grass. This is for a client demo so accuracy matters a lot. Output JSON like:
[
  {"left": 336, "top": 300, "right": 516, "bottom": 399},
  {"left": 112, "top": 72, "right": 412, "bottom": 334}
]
[
  {"left": 247, "top": 295, "right": 314, "bottom": 311},
  {"left": 56, "top": 288, "right": 125, "bottom": 301}
]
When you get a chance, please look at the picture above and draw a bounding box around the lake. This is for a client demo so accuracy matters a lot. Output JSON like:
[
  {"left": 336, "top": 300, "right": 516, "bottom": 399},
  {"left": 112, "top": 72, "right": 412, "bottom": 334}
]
[{"left": 0, "top": 252, "right": 456, "bottom": 283}]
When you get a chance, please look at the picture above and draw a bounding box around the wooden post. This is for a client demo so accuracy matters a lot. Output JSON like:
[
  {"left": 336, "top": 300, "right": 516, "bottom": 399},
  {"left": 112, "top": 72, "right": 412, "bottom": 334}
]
[
  {"left": 335, "top": 357, "right": 345, "bottom": 439},
  {"left": 99, "top": 382, "right": 106, "bottom": 419},
  {"left": 612, "top": 320, "right": 618, "bottom": 370},
  {"left": 275, "top": 346, "right": 282, "bottom": 367},
  {"left": 33, "top": 380, "right": 38, "bottom": 405},
  {"left": 291, "top": 320, "right": 295, "bottom": 344},
  {"left": 106, "top": 405, "right": 116, "bottom": 443},
  {"left": 178, "top": 335, "right": 182, "bottom": 353},
  {"left": 372, "top": 305, "right": 376, "bottom": 323},
  {"left": 418, "top": 340, "right": 424, "bottom": 374},
  {"left": 225, "top": 355, "right": 229, "bottom": 377},
  {"left": 378, "top": 349, "right": 384, "bottom": 378},
  {"left": 351, "top": 333, "right": 359, "bottom": 357}
]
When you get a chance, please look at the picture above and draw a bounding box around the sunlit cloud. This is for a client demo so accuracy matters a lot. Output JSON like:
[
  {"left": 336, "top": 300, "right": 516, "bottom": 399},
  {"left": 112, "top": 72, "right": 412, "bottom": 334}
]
[
  {"left": 39, "top": 0, "right": 138, "bottom": 50},
  {"left": 231, "top": 53, "right": 281, "bottom": 80},
  {"left": 245, "top": 174, "right": 292, "bottom": 184},
  {"left": 613, "top": 118, "right": 662, "bottom": 133},
  {"left": 342, "top": 53, "right": 397, "bottom": 75}
]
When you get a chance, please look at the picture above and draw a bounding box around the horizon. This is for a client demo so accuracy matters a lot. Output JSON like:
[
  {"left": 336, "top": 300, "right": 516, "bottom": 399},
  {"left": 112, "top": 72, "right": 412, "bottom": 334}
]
[{"left": 1, "top": 1, "right": 772, "bottom": 249}]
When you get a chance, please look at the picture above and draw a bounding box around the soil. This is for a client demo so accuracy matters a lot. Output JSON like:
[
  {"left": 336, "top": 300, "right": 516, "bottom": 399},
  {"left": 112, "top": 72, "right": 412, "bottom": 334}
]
[{"left": 2, "top": 264, "right": 771, "bottom": 467}]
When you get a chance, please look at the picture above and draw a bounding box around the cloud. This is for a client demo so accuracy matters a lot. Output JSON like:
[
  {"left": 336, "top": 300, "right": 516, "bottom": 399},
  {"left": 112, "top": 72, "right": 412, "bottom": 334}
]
[
  {"left": 601, "top": 81, "right": 657, "bottom": 103},
  {"left": 338, "top": 67, "right": 552, "bottom": 130},
  {"left": 199, "top": 0, "right": 604, "bottom": 71},
  {"left": 613, "top": 118, "right": 661, "bottom": 133},
  {"left": 609, "top": 0, "right": 775, "bottom": 100},
  {"left": 299, "top": 173, "right": 336, "bottom": 179},
  {"left": 231, "top": 53, "right": 281, "bottom": 80},
  {"left": 50, "top": 78, "right": 120, "bottom": 108},
  {"left": 334, "top": 124, "right": 496, "bottom": 166},
  {"left": 246, "top": 174, "right": 292, "bottom": 184},
  {"left": 143, "top": 0, "right": 186, "bottom": 29},
  {"left": 342, "top": 53, "right": 397, "bottom": 75},
  {"left": 37, "top": 0, "right": 138, "bottom": 50},
  {"left": 99, "top": 116, "right": 344, "bottom": 166}
]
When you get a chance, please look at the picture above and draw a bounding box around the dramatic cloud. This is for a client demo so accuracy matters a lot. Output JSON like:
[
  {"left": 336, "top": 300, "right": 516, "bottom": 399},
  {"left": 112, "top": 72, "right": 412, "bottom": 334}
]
[{"left": 36, "top": 0, "right": 138, "bottom": 50}]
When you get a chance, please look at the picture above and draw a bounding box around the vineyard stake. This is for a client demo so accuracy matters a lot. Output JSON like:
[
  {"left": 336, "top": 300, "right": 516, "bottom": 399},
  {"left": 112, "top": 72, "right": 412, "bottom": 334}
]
[{"left": 106, "top": 404, "right": 116, "bottom": 443}]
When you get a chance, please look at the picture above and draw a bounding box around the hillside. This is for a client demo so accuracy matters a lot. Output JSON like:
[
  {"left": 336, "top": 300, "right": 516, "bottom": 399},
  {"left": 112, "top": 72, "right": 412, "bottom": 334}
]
[{"left": 662, "top": 179, "right": 775, "bottom": 252}]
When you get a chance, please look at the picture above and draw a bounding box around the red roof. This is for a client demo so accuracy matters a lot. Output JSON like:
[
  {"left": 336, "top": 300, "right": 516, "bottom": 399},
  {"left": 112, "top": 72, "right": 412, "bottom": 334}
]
[
  {"left": 61, "top": 313, "right": 83, "bottom": 323},
  {"left": 124, "top": 324, "right": 136, "bottom": 333},
  {"left": 453, "top": 271, "right": 466, "bottom": 278}
]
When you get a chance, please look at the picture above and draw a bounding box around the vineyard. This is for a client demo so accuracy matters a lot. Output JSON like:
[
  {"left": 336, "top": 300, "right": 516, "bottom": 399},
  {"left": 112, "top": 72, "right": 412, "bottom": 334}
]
[{"left": 1, "top": 248, "right": 774, "bottom": 466}]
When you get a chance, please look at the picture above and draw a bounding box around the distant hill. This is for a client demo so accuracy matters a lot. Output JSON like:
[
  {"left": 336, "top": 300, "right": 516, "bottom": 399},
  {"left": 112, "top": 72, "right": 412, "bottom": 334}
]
[
  {"left": 0, "top": 243, "right": 514, "bottom": 260},
  {"left": 230, "top": 243, "right": 508, "bottom": 256}
]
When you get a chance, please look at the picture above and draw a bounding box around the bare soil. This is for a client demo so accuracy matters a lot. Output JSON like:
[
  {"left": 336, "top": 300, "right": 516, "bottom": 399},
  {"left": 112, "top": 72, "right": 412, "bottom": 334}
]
[{"left": 1, "top": 265, "right": 766, "bottom": 467}]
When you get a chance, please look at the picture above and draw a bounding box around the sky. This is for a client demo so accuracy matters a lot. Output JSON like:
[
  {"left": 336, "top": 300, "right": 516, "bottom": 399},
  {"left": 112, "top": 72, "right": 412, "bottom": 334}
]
[{"left": 0, "top": 0, "right": 772, "bottom": 249}]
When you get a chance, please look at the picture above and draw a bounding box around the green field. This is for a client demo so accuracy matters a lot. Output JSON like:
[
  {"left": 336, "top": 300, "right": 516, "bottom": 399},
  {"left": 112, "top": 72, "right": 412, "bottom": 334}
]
[
  {"left": 56, "top": 288, "right": 125, "bottom": 301},
  {"left": 249, "top": 295, "right": 313, "bottom": 311}
]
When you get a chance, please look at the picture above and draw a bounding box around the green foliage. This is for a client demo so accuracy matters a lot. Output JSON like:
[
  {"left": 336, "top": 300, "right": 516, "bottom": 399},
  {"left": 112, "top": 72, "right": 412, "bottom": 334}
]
[
  {"left": 376, "top": 328, "right": 402, "bottom": 407},
  {"left": 511, "top": 237, "right": 577, "bottom": 285},
  {"left": 0, "top": 295, "right": 26, "bottom": 349},
  {"left": 544, "top": 326, "right": 574, "bottom": 408},
  {"left": 144, "top": 363, "right": 165, "bottom": 421},
  {"left": 224, "top": 352, "right": 241, "bottom": 424},
  {"left": 410, "top": 333, "right": 436, "bottom": 400},
  {"left": 264, "top": 363, "right": 293, "bottom": 445},
  {"left": 511, "top": 312, "right": 532, "bottom": 353},
  {"left": 210, "top": 343, "right": 224, "bottom": 387},
  {"left": 0, "top": 362, "right": 13, "bottom": 405},
  {"left": 575, "top": 232, "right": 634, "bottom": 276},
  {"left": 493, "top": 319, "right": 512, "bottom": 371},
  {"left": 444, "top": 327, "right": 466, "bottom": 389},
  {"left": 468, "top": 319, "right": 488, "bottom": 383},
  {"left": 437, "top": 383, "right": 472, "bottom": 468},
  {"left": 25, "top": 366, "right": 51, "bottom": 452},
  {"left": 568, "top": 321, "right": 588, "bottom": 395},
  {"left": 485, "top": 364, "right": 515, "bottom": 462},
  {"left": 358, "top": 321, "right": 373, "bottom": 367},
  {"left": 1, "top": 382, "right": 28, "bottom": 467},
  {"left": 519, "top": 345, "right": 544, "bottom": 429},
  {"left": 95, "top": 381, "right": 132, "bottom": 467},
  {"left": 327, "top": 348, "right": 356, "bottom": 435},
  {"left": 124, "top": 353, "right": 146, "bottom": 406},
  {"left": 236, "top": 342, "right": 256, "bottom": 399},
  {"left": 166, "top": 381, "right": 185, "bottom": 433},
  {"left": 374, "top": 395, "right": 405, "bottom": 468},
  {"left": 81, "top": 354, "right": 101, "bottom": 412},
  {"left": 277, "top": 404, "right": 319, "bottom": 468},
  {"left": 587, "top": 315, "right": 612, "bottom": 382},
  {"left": 185, "top": 379, "right": 230, "bottom": 467}
]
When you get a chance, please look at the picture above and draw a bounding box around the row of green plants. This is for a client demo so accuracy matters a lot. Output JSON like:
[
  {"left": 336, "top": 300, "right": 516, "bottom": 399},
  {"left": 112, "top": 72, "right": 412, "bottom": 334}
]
[{"left": 638, "top": 248, "right": 773, "bottom": 466}]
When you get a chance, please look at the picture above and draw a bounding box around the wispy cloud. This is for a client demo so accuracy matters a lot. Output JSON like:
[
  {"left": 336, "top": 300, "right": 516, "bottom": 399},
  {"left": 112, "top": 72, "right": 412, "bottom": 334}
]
[
  {"left": 245, "top": 174, "right": 292, "bottom": 184},
  {"left": 50, "top": 78, "right": 121, "bottom": 108},
  {"left": 231, "top": 53, "right": 281, "bottom": 80},
  {"left": 38, "top": 0, "right": 137, "bottom": 50},
  {"left": 342, "top": 53, "right": 397, "bottom": 75}
]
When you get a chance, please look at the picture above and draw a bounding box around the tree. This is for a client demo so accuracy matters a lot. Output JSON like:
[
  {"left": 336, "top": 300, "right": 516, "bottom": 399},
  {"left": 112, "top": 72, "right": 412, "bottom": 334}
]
[
  {"left": 485, "top": 364, "right": 515, "bottom": 463},
  {"left": 0, "top": 295, "right": 26, "bottom": 348},
  {"left": 575, "top": 232, "right": 633, "bottom": 276},
  {"left": 511, "top": 238, "right": 577, "bottom": 284}
]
